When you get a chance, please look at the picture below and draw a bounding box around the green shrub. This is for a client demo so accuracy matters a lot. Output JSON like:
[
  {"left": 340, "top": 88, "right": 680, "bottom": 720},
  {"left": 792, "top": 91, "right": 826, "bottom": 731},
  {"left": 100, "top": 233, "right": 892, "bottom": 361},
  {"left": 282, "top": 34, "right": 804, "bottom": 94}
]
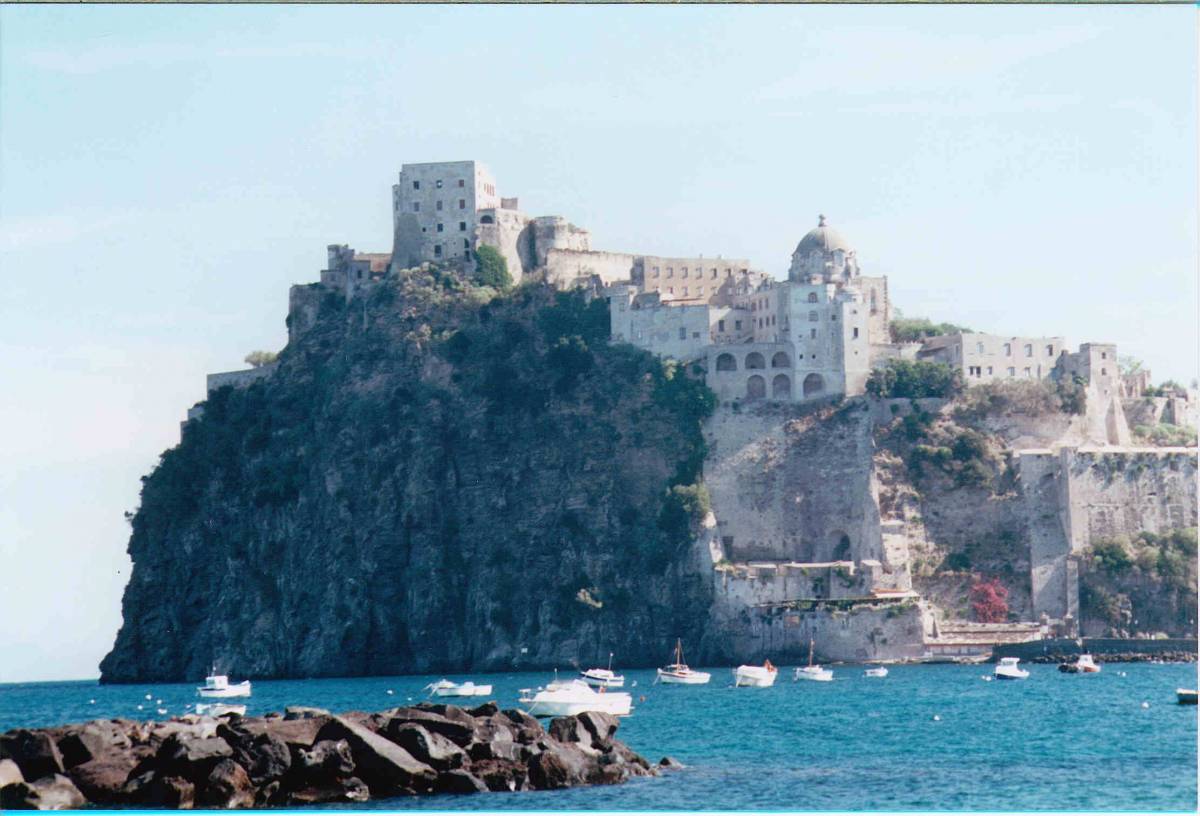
[
  {"left": 1090, "top": 536, "right": 1133, "bottom": 574},
  {"left": 889, "top": 317, "right": 973, "bottom": 344},
  {"left": 866, "top": 360, "right": 964, "bottom": 400},
  {"left": 473, "top": 245, "right": 512, "bottom": 291}
]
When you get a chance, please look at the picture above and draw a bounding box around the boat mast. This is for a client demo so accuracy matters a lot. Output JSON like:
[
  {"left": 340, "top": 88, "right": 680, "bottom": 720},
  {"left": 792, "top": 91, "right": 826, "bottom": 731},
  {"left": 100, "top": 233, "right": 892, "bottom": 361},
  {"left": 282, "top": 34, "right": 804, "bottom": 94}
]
[{"left": 808, "top": 638, "right": 815, "bottom": 668}]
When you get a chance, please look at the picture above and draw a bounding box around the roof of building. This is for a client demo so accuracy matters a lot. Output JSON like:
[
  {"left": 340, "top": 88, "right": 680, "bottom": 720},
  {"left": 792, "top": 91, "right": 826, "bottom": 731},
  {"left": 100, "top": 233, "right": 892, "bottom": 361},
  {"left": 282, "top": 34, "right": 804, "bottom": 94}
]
[{"left": 795, "top": 214, "right": 853, "bottom": 256}]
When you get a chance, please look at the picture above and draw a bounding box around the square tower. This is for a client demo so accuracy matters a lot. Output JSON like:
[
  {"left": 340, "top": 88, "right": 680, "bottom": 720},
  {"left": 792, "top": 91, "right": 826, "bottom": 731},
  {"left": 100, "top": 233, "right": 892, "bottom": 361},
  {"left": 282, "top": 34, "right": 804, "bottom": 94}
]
[{"left": 391, "top": 161, "right": 500, "bottom": 267}]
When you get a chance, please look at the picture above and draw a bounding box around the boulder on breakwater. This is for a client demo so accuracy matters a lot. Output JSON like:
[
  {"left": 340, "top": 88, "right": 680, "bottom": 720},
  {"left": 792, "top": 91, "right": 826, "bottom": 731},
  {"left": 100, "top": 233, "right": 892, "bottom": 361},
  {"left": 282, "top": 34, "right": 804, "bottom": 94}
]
[{"left": 0, "top": 703, "right": 658, "bottom": 809}]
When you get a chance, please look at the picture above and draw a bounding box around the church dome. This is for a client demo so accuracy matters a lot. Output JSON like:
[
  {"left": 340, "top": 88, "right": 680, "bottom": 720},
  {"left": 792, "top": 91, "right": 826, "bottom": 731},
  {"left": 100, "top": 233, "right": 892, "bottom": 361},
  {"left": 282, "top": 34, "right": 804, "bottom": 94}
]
[{"left": 795, "top": 215, "right": 852, "bottom": 256}]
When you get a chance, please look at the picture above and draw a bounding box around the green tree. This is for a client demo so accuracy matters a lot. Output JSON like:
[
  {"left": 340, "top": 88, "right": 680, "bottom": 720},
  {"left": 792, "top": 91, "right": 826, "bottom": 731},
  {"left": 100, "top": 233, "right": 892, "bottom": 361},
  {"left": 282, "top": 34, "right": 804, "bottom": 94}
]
[
  {"left": 473, "top": 245, "right": 512, "bottom": 291},
  {"left": 244, "top": 350, "right": 278, "bottom": 368},
  {"left": 889, "top": 317, "right": 974, "bottom": 344},
  {"left": 866, "top": 360, "right": 965, "bottom": 399}
]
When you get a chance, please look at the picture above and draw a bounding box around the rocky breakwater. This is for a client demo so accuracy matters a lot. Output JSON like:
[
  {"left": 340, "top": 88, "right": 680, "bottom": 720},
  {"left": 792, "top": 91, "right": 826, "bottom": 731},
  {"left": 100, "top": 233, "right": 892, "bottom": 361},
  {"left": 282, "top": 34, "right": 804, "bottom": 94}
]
[{"left": 0, "top": 702, "right": 668, "bottom": 809}]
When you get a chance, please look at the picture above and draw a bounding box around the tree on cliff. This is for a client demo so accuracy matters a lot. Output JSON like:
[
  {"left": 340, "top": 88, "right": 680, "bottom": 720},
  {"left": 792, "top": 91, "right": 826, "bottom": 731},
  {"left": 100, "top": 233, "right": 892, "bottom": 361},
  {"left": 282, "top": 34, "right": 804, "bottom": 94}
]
[
  {"left": 244, "top": 350, "right": 278, "bottom": 368},
  {"left": 865, "top": 359, "right": 965, "bottom": 400},
  {"left": 888, "top": 311, "right": 973, "bottom": 344},
  {"left": 473, "top": 245, "right": 512, "bottom": 291},
  {"left": 969, "top": 576, "right": 1009, "bottom": 623}
]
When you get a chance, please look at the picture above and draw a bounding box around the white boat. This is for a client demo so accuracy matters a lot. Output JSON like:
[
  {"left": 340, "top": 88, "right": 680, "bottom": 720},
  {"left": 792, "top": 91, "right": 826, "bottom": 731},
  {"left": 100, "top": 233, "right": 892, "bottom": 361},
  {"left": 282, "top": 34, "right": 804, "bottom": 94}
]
[
  {"left": 1176, "top": 688, "right": 1197, "bottom": 705},
  {"left": 580, "top": 653, "right": 625, "bottom": 688},
  {"left": 195, "top": 702, "right": 246, "bottom": 717},
  {"left": 794, "top": 638, "right": 833, "bottom": 682},
  {"left": 1058, "top": 654, "right": 1101, "bottom": 674},
  {"left": 518, "top": 679, "right": 632, "bottom": 717},
  {"left": 994, "top": 656, "right": 1030, "bottom": 680},
  {"left": 197, "top": 668, "right": 252, "bottom": 698},
  {"left": 425, "top": 679, "right": 494, "bottom": 697},
  {"left": 864, "top": 666, "right": 889, "bottom": 678},
  {"left": 656, "top": 638, "right": 711, "bottom": 685},
  {"left": 734, "top": 660, "right": 778, "bottom": 688}
]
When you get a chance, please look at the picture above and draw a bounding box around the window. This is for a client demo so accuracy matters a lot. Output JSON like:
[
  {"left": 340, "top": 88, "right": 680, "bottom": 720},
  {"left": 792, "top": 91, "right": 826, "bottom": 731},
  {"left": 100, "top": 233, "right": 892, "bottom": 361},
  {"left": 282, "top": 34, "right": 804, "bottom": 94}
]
[
  {"left": 1024, "top": 344, "right": 1033, "bottom": 357},
  {"left": 725, "top": 268, "right": 731, "bottom": 274},
  {"left": 693, "top": 331, "right": 700, "bottom": 339},
  {"left": 437, "top": 223, "right": 444, "bottom": 233},
  {"left": 809, "top": 311, "right": 819, "bottom": 322},
  {"left": 735, "top": 320, "right": 742, "bottom": 331},
  {"left": 810, "top": 329, "right": 817, "bottom": 339},
  {"left": 682, "top": 267, "right": 688, "bottom": 277},
  {"left": 436, "top": 180, "right": 443, "bottom": 188},
  {"left": 436, "top": 201, "right": 443, "bottom": 211},
  {"left": 683, "top": 287, "right": 689, "bottom": 296},
  {"left": 718, "top": 319, "right": 726, "bottom": 332},
  {"left": 853, "top": 328, "right": 859, "bottom": 339},
  {"left": 434, "top": 244, "right": 442, "bottom": 257},
  {"left": 987, "top": 366, "right": 993, "bottom": 375},
  {"left": 808, "top": 292, "right": 818, "bottom": 303},
  {"left": 1101, "top": 352, "right": 1107, "bottom": 359},
  {"left": 1024, "top": 367, "right": 1032, "bottom": 378},
  {"left": 459, "top": 199, "right": 466, "bottom": 210},
  {"left": 413, "top": 180, "right": 420, "bottom": 190},
  {"left": 458, "top": 179, "right": 465, "bottom": 188},
  {"left": 357, "top": 269, "right": 363, "bottom": 280},
  {"left": 463, "top": 239, "right": 470, "bottom": 249},
  {"left": 712, "top": 269, "right": 718, "bottom": 278},
  {"left": 830, "top": 313, "right": 837, "bottom": 322},
  {"left": 667, "top": 267, "right": 673, "bottom": 277},
  {"left": 1004, "top": 343, "right": 1012, "bottom": 356},
  {"left": 698, "top": 286, "right": 705, "bottom": 296},
  {"left": 459, "top": 222, "right": 467, "bottom": 231},
  {"left": 679, "top": 327, "right": 687, "bottom": 340},
  {"left": 1046, "top": 345, "right": 1054, "bottom": 356},
  {"left": 652, "top": 266, "right": 660, "bottom": 276},
  {"left": 1007, "top": 367, "right": 1016, "bottom": 377},
  {"left": 969, "top": 366, "right": 982, "bottom": 377},
  {"left": 668, "top": 287, "right": 674, "bottom": 294},
  {"left": 976, "top": 342, "right": 985, "bottom": 354},
  {"left": 1101, "top": 367, "right": 1107, "bottom": 375},
  {"left": 413, "top": 203, "right": 420, "bottom": 213}
]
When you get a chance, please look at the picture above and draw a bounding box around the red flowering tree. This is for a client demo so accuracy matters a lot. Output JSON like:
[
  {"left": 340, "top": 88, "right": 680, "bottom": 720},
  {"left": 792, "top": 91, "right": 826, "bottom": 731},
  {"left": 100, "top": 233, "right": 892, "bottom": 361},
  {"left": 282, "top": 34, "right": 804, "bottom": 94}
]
[{"left": 970, "top": 575, "right": 1010, "bottom": 623}]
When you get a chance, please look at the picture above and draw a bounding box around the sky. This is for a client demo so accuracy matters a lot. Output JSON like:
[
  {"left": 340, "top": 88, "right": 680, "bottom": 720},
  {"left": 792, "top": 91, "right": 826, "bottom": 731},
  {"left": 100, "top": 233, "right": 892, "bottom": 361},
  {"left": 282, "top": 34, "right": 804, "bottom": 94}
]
[{"left": 0, "top": 6, "right": 1196, "bottom": 683}]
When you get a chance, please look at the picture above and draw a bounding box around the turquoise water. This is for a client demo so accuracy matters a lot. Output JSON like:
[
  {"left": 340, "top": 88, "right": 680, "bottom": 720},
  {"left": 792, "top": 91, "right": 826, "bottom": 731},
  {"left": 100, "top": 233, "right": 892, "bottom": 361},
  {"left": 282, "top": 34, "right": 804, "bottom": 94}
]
[{"left": 1, "top": 663, "right": 1196, "bottom": 811}]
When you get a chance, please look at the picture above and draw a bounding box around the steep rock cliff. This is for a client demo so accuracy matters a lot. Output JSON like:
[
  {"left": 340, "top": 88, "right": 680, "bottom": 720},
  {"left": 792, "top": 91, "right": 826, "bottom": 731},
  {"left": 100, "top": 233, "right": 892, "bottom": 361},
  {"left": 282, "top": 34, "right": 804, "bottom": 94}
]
[{"left": 101, "top": 269, "right": 716, "bottom": 682}]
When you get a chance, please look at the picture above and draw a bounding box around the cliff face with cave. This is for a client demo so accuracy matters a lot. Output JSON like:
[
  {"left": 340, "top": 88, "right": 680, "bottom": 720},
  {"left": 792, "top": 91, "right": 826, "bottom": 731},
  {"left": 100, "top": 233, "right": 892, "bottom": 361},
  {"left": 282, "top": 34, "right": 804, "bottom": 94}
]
[{"left": 101, "top": 270, "right": 720, "bottom": 682}]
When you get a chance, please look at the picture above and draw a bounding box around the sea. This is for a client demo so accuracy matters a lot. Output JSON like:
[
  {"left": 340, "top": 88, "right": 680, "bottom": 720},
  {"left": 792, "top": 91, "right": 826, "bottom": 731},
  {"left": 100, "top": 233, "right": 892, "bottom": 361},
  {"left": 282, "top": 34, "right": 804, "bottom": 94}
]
[{"left": 1, "top": 662, "right": 1196, "bottom": 812}]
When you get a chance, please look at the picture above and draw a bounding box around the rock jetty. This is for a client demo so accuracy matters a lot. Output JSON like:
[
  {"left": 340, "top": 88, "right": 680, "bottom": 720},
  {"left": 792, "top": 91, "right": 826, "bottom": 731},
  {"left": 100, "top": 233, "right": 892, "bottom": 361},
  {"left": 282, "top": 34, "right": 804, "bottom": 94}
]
[{"left": 0, "top": 702, "right": 662, "bottom": 809}]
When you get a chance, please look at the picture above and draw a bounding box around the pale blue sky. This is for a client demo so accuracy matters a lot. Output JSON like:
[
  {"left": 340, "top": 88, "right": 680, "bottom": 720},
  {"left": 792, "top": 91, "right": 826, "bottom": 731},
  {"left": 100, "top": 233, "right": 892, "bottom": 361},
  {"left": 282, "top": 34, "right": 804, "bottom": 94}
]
[{"left": 1, "top": 6, "right": 1196, "bottom": 682}]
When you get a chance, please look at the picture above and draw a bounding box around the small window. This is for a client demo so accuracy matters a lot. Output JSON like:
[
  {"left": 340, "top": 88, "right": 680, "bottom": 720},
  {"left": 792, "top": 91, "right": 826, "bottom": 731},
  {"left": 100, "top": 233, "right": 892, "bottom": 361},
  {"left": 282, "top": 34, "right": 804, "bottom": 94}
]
[
  {"left": 413, "top": 202, "right": 420, "bottom": 213},
  {"left": 718, "top": 319, "right": 726, "bottom": 332},
  {"left": 668, "top": 287, "right": 674, "bottom": 294},
  {"left": 1004, "top": 343, "right": 1012, "bottom": 356},
  {"left": 1101, "top": 352, "right": 1108, "bottom": 360},
  {"left": 436, "top": 201, "right": 443, "bottom": 211},
  {"left": 1008, "top": 367, "right": 1016, "bottom": 377},
  {"left": 436, "top": 179, "right": 443, "bottom": 189},
  {"left": 809, "top": 311, "right": 819, "bottom": 322},
  {"left": 683, "top": 287, "right": 689, "bottom": 296},
  {"left": 463, "top": 239, "right": 470, "bottom": 249},
  {"left": 412, "top": 180, "right": 420, "bottom": 190},
  {"left": 679, "top": 327, "right": 687, "bottom": 340},
  {"left": 712, "top": 269, "right": 718, "bottom": 278},
  {"left": 693, "top": 331, "right": 700, "bottom": 339},
  {"left": 725, "top": 268, "right": 731, "bottom": 274},
  {"left": 987, "top": 366, "right": 993, "bottom": 375},
  {"left": 459, "top": 221, "right": 467, "bottom": 231},
  {"left": 976, "top": 342, "right": 985, "bottom": 354},
  {"left": 682, "top": 267, "right": 689, "bottom": 277},
  {"left": 653, "top": 266, "right": 660, "bottom": 275},
  {"left": 698, "top": 286, "right": 705, "bottom": 295},
  {"left": 1024, "top": 344, "right": 1033, "bottom": 357},
  {"left": 831, "top": 313, "right": 837, "bottom": 322},
  {"left": 808, "top": 292, "right": 818, "bottom": 303},
  {"left": 969, "top": 366, "right": 981, "bottom": 377},
  {"left": 853, "top": 327, "right": 859, "bottom": 339},
  {"left": 458, "top": 179, "right": 465, "bottom": 188},
  {"left": 1046, "top": 345, "right": 1054, "bottom": 356},
  {"left": 434, "top": 244, "right": 442, "bottom": 257},
  {"left": 1024, "top": 367, "right": 1032, "bottom": 378},
  {"left": 1101, "top": 367, "right": 1107, "bottom": 376},
  {"left": 667, "top": 267, "right": 674, "bottom": 277},
  {"left": 810, "top": 329, "right": 817, "bottom": 339},
  {"left": 357, "top": 269, "right": 363, "bottom": 280},
  {"left": 437, "top": 223, "right": 444, "bottom": 233},
  {"left": 459, "top": 199, "right": 466, "bottom": 209},
  {"left": 735, "top": 320, "right": 742, "bottom": 331}
]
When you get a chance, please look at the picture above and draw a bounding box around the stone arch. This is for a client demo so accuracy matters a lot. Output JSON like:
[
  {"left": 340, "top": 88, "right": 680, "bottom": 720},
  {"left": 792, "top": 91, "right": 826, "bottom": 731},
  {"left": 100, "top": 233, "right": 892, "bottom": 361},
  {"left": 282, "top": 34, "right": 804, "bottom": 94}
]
[
  {"left": 772, "top": 374, "right": 792, "bottom": 400},
  {"left": 716, "top": 353, "right": 737, "bottom": 372},
  {"left": 802, "top": 373, "right": 825, "bottom": 398},
  {"left": 745, "top": 352, "right": 765, "bottom": 370},
  {"left": 771, "top": 351, "right": 791, "bottom": 368},
  {"left": 480, "top": 214, "right": 494, "bottom": 224},
  {"left": 746, "top": 375, "right": 766, "bottom": 400}
]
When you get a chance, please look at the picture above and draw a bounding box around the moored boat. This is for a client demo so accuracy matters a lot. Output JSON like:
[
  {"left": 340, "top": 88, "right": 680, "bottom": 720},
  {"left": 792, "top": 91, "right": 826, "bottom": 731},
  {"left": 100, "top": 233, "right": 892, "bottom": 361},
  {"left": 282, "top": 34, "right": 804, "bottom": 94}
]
[
  {"left": 1058, "top": 654, "right": 1101, "bottom": 674},
  {"left": 518, "top": 679, "right": 633, "bottom": 717},
  {"left": 656, "top": 639, "right": 711, "bottom": 685},
  {"left": 794, "top": 639, "right": 833, "bottom": 682},
  {"left": 581, "top": 653, "right": 625, "bottom": 688},
  {"left": 425, "top": 679, "right": 494, "bottom": 697},
  {"left": 734, "top": 660, "right": 778, "bottom": 688},
  {"left": 864, "top": 666, "right": 888, "bottom": 678},
  {"left": 1177, "top": 688, "right": 1198, "bottom": 705},
  {"left": 994, "top": 656, "right": 1030, "bottom": 680},
  {"left": 197, "top": 667, "right": 252, "bottom": 698}
]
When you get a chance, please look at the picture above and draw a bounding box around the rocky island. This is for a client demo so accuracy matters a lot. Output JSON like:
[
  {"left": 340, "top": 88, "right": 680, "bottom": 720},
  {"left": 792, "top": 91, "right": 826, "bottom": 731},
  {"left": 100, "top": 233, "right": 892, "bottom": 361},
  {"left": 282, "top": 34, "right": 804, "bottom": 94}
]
[
  {"left": 0, "top": 703, "right": 664, "bottom": 809},
  {"left": 99, "top": 160, "right": 1197, "bottom": 684}
]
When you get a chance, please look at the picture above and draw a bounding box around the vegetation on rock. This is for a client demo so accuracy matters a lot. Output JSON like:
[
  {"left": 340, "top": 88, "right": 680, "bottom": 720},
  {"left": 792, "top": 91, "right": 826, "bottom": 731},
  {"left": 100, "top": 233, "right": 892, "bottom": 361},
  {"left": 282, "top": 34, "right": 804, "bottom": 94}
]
[
  {"left": 865, "top": 360, "right": 965, "bottom": 400},
  {"left": 888, "top": 316, "right": 973, "bottom": 344},
  {"left": 1079, "top": 528, "right": 1197, "bottom": 636},
  {"left": 472, "top": 245, "right": 512, "bottom": 291}
]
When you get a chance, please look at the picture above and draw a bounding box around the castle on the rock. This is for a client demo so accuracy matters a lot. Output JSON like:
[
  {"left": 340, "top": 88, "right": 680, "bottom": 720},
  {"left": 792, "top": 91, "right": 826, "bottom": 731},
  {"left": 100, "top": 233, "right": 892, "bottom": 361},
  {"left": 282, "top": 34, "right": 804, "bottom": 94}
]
[{"left": 280, "top": 160, "right": 1129, "bottom": 443}]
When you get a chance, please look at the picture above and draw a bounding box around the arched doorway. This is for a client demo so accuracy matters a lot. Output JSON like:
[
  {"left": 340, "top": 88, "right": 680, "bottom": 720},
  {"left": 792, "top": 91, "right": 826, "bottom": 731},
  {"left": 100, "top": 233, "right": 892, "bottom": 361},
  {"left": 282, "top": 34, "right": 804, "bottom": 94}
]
[
  {"left": 772, "top": 374, "right": 792, "bottom": 400},
  {"left": 771, "top": 352, "right": 791, "bottom": 368},
  {"left": 746, "top": 375, "right": 766, "bottom": 400},
  {"left": 745, "top": 352, "right": 765, "bottom": 370},
  {"left": 716, "top": 353, "right": 737, "bottom": 372},
  {"left": 803, "top": 373, "right": 825, "bottom": 398}
]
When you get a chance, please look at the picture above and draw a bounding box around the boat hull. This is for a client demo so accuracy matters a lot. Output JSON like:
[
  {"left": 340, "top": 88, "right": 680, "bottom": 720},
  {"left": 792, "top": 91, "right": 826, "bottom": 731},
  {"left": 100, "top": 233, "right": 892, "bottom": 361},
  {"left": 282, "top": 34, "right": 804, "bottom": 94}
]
[
  {"left": 431, "top": 685, "right": 493, "bottom": 697},
  {"left": 197, "top": 682, "right": 251, "bottom": 698},
  {"left": 656, "top": 669, "right": 711, "bottom": 685},
  {"left": 734, "top": 667, "right": 778, "bottom": 688},
  {"left": 520, "top": 698, "right": 633, "bottom": 717},
  {"left": 1177, "top": 689, "right": 1198, "bottom": 705},
  {"left": 580, "top": 673, "right": 625, "bottom": 689},
  {"left": 994, "top": 670, "right": 1030, "bottom": 680},
  {"left": 795, "top": 668, "right": 833, "bottom": 682}
]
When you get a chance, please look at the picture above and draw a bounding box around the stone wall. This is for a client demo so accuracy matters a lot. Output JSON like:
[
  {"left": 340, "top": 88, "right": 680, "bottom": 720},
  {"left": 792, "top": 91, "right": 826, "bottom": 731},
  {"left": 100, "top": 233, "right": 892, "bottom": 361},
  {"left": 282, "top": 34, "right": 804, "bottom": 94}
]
[
  {"left": 206, "top": 362, "right": 278, "bottom": 394},
  {"left": 544, "top": 248, "right": 636, "bottom": 288}
]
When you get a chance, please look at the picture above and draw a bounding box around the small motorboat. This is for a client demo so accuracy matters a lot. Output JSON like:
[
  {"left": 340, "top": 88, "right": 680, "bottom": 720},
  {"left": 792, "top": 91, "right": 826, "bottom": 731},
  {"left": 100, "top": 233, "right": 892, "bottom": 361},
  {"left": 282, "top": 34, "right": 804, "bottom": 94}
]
[
  {"left": 656, "top": 639, "right": 711, "bottom": 685},
  {"left": 518, "top": 679, "right": 632, "bottom": 717},
  {"left": 195, "top": 702, "right": 247, "bottom": 717},
  {"left": 581, "top": 653, "right": 625, "bottom": 688},
  {"left": 994, "top": 657, "right": 1030, "bottom": 680},
  {"left": 1177, "top": 689, "right": 1198, "bottom": 705},
  {"left": 1058, "top": 654, "right": 1101, "bottom": 674},
  {"left": 794, "top": 639, "right": 833, "bottom": 682},
  {"left": 734, "top": 660, "right": 778, "bottom": 688},
  {"left": 864, "top": 667, "right": 889, "bottom": 678},
  {"left": 197, "top": 667, "right": 251, "bottom": 698},
  {"left": 425, "top": 679, "right": 493, "bottom": 697}
]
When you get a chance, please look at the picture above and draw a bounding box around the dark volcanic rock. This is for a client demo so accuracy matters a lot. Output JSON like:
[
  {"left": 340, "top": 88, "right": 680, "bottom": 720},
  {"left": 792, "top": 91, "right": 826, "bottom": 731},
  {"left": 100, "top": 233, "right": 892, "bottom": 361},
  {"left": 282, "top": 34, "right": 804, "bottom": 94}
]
[
  {"left": 284, "top": 776, "right": 370, "bottom": 805},
  {"left": 434, "top": 768, "right": 490, "bottom": 794},
  {"left": 155, "top": 734, "right": 234, "bottom": 782},
  {"left": 316, "top": 716, "right": 437, "bottom": 795},
  {"left": 0, "top": 773, "right": 87, "bottom": 810},
  {"left": 65, "top": 753, "right": 137, "bottom": 802},
  {"left": 97, "top": 279, "right": 716, "bottom": 685},
  {"left": 283, "top": 706, "right": 331, "bottom": 721},
  {"left": 389, "top": 724, "right": 466, "bottom": 771},
  {"left": 0, "top": 730, "right": 65, "bottom": 781},
  {"left": 384, "top": 708, "right": 475, "bottom": 747},
  {"left": 296, "top": 739, "right": 354, "bottom": 784},
  {"left": 200, "top": 759, "right": 255, "bottom": 808}
]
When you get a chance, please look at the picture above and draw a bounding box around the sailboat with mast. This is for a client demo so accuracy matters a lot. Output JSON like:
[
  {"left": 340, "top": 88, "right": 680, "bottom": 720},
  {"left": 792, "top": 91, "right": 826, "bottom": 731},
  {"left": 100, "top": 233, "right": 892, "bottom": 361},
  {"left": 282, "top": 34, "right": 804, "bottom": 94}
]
[
  {"left": 656, "top": 638, "right": 711, "bottom": 685},
  {"left": 794, "top": 638, "right": 833, "bottom": 682}
]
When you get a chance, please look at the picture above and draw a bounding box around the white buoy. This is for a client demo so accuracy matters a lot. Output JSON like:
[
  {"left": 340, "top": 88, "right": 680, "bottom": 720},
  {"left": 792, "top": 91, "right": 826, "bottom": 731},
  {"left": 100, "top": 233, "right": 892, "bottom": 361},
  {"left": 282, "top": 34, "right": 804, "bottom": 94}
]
[
  {"left": 145, "top": 693, "right": 152, "bottom": 700},
  {"left": 136, "top": 704, "right": 143, "bottom": 710},
  {"left": 386, "top": 689, "right": 394, "bottom": 695},
  {"left": 88, "top": 699, "right": 96, "bottom": 704},
  {"left": 156, "top": 698, "right": 163, "bottom": 705},
  {"left": 156, "top": 708, "right": 168, "bottom": 715},
  {"left": 1141, "top": 701, "right": 1150, "bottom": 709},
  {"left": 932, "top": 714, "right": 941, "bottom": 721}
]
